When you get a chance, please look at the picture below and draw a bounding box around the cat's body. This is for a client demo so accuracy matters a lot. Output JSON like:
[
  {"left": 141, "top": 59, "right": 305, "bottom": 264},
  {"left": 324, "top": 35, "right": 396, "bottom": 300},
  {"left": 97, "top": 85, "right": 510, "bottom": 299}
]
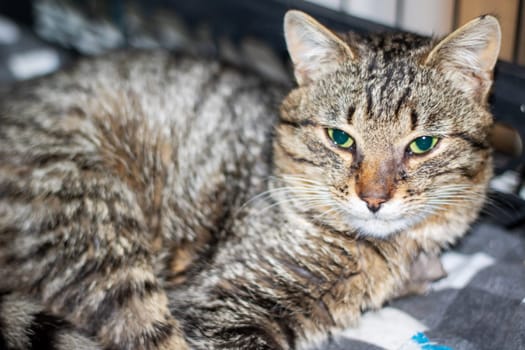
[
  {"left": 0, "top": 52, "right": 282, "bottom": 349},
  {"left": 0, "top": 11, "right": 500, "bottom": 350}
]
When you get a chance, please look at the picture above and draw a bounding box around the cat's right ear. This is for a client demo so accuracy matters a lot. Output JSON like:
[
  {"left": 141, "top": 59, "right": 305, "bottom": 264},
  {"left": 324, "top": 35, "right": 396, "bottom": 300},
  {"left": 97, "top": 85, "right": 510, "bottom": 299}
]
[{"left": 284, "top": 10, "right": 355, "bottom": 85}]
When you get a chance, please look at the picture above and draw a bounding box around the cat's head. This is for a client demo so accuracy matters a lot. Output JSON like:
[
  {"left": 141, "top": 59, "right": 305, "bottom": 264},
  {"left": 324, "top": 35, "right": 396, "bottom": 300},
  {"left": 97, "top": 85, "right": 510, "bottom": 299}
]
[{"left": 274, "top": 10, "right": 500, "bottom": 238}]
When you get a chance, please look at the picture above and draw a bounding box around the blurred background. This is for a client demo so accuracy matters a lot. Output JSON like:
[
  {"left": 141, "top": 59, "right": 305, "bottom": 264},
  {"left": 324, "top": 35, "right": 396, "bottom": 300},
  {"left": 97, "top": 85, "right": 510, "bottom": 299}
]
[
  {"left": 1, "top": 1, "right": 524, "bottom": 78},
  {"left": 0, "top": 0, "right": 524, "bottom": 226},
  {"left": 308, "top": 0, "right": 525, "bottom": 64}
]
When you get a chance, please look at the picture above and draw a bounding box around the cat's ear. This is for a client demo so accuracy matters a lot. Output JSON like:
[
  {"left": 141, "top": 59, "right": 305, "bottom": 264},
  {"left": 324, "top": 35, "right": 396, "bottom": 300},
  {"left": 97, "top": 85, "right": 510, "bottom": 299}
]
[
  {"left": 424, "top": 15, "right": 501, "bottom": 103},
  {"left": 284, "top": 10, "right": 355, "bottom": 85}
]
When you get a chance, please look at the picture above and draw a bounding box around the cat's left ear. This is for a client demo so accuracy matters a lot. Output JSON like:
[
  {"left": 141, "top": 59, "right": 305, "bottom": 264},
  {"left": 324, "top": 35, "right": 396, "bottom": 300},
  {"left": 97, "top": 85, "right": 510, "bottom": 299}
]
[
  {"left": 424, "top": 15, "right": 501, "bottom": 104},
  {"left": 284, "top": 10, "right": 355, "bottom": 85}
]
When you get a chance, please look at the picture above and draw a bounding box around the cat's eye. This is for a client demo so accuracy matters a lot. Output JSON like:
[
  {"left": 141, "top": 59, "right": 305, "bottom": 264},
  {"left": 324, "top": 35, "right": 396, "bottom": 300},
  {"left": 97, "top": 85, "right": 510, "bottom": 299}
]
[
  {"left": 327, "top": 128, "right": 354, "bottom": 149},
  {"left": 408, "top": 136, "right": 439, "bottom": 155}
]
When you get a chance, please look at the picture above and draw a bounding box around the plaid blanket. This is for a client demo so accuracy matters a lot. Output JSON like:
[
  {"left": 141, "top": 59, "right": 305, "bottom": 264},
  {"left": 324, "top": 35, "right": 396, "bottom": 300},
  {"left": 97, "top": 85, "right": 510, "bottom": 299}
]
[
  {"left": 321, "top": 222, "right": 525, "bottom": 350},
  {"left": 1, "top": 13, "right": 524, "bottom": 350}
]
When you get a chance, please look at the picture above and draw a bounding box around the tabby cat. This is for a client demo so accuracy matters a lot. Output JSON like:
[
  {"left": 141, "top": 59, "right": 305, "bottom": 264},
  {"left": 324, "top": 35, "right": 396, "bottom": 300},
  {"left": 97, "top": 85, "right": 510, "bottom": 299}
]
[{"left": 0, "top": 10, "right": 500, "bottom": 350}]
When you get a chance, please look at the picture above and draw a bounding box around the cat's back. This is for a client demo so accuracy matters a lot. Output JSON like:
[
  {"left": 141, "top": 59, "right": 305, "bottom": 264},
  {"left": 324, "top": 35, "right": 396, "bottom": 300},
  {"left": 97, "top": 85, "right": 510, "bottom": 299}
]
[
  {"left": 2, "top": 50, "right": 282, "bottom": 135},
  {"left": 0, "top": 51, "right": 284, "bottom": 289}
]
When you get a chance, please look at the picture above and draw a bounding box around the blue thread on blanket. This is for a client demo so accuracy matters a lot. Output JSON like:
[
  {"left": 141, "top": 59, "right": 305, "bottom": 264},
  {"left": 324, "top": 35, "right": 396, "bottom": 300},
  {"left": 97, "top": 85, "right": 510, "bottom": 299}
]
[{"left": 411, "top": 332, "right": 453, "bottom": 350}]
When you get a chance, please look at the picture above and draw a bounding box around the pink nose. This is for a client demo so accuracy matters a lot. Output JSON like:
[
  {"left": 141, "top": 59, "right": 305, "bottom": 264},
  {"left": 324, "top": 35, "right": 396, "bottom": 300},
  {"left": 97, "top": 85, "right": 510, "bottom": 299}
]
[{"left": 359, "top": 196, "right": 388, "bottom": 213}]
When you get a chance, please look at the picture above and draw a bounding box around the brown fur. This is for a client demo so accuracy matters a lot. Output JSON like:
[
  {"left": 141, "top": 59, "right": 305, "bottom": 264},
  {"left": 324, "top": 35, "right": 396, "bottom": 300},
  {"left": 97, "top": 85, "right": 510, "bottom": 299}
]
[{"left": 0, "top": 10, "right": 500, "bottom": 350}]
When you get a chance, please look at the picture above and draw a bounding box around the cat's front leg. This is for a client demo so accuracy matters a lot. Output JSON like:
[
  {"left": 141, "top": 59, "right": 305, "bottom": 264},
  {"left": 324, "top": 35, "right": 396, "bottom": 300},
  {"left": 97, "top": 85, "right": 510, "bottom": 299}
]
[
  {"left": 394, "top": 251, "right": 447, "bottom": 297},
  {"left": 174, "top": 303, "right": 291, "bottom": 350},
  {"left": 0, "top": 174, "right": 189, "bottom": 350},
  {"left": 38, "top": 214, "right": 190, "bottom": 349},
  {"left": 171, "top": 279, "right": 295, "bottom": 350},
  {"left": 60, "top": 260, "right": 189, "bottom": 350}
]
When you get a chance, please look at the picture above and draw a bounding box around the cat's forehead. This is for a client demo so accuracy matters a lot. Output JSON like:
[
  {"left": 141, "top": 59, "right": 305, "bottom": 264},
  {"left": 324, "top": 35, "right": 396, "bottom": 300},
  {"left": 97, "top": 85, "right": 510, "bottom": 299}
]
[
  {"left": 345, "top": 32, "right": 433, "bottom": 59},
  {"left": 312, "top": 33, "right": 434, "bottom": 104},
  {"left": 314, "top": 59, "right": 428, "bottom": 129},
  {"left": 306, "top": 33, "right": 472, "bottom": 140}
]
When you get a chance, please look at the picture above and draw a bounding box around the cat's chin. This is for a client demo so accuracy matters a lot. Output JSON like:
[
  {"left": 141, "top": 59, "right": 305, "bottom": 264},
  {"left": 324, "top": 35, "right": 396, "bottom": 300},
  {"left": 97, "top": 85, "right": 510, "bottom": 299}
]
[{"left": 349, "top": 218, "right": 413, "bottom": 238}]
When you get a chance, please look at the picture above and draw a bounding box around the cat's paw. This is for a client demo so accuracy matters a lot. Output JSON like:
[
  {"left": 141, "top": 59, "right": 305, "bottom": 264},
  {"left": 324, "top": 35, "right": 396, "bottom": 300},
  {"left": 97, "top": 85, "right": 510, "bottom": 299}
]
[{"left": 397, "top": 252, "right": 447, "bottom": 297}]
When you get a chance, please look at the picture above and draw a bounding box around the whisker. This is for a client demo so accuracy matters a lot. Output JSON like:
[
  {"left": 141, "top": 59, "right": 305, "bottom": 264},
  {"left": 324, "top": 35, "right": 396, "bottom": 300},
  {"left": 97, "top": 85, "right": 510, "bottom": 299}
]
[
  {"left": 255, "top": 197, "right": 333, "bottom": 214},
  {"left": 313, "top": 205, "right": 341, "bottom": 220},
  {"left": 274, "top": 174, "right": 326, "bottom": 186},
  {"left": 239, "top": 186, "right": 326, "bottom": 212}
]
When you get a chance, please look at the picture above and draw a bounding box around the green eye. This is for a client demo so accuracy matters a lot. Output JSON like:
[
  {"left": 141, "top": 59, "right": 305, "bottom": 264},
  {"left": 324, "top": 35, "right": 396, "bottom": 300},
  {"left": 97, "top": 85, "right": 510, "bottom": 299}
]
[
  {"left": 408, "top": 136, "right": 439, "bottom": 155},
  {"left": 327, "top": 128, "right": 354, "bottom": 149}
]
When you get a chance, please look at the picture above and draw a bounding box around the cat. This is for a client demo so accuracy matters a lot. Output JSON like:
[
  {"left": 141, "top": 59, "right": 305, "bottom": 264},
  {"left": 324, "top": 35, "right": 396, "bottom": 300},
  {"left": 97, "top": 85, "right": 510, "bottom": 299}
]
[{"left": 0, "top": 10, "right": 500, "bottom": 350}]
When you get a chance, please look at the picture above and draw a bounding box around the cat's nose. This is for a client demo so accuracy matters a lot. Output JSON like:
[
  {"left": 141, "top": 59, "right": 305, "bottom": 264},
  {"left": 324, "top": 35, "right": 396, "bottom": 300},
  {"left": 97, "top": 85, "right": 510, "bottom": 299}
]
[{"left": 360, "top": 196, "right": 387, "bottom": 213}]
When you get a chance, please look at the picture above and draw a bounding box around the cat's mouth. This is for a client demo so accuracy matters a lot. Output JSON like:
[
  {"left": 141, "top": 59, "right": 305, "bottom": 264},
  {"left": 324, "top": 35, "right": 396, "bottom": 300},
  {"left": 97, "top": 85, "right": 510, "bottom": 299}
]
[
  {"left": 337, "top": 199, "right": 423, "bottom": 238},
  {"left": 346, "top": 217, "right": 412, "bottom": 238}
]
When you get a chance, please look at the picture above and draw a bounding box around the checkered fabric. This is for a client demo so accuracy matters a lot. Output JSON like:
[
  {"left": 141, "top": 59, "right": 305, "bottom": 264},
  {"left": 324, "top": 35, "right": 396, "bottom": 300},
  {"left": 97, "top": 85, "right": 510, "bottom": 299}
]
[{"left": 320, "top": 223, "right": 525, "bottom": 350}]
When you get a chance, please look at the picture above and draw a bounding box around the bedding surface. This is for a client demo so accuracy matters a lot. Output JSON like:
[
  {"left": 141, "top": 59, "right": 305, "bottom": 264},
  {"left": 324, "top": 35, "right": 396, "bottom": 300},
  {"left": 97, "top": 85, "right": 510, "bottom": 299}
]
[{"left": 322, "top": 222, "right": 525, "bottom": 350}]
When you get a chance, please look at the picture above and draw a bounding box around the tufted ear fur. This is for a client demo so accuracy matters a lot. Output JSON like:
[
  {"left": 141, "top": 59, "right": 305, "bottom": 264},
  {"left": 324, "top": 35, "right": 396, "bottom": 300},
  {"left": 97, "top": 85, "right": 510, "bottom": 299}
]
[
  {"left": 425, "top": 15, "right": 501, "bottom": 104},
  {"left": 284, "top": 10, "right": 355, "bottom": 85}
]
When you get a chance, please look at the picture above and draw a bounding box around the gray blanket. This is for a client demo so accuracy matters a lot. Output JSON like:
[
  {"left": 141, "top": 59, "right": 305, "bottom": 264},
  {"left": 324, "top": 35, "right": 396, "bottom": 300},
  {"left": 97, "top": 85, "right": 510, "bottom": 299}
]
[{"left": 323, "top": 222, "right": 525, "bottom": 350}]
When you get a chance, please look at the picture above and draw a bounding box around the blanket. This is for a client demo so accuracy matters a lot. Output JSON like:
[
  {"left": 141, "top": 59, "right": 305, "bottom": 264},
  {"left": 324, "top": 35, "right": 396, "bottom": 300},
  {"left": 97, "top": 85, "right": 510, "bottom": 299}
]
[{"left": 321, "top": 222, "right": 525, "bottom": 350}]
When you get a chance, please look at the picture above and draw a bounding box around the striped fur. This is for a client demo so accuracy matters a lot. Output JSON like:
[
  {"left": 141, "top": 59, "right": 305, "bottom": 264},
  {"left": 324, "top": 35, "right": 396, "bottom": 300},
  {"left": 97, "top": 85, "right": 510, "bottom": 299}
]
[
  {"left": 0, "top": 11, "right": 500, "bottom": 350},
  {"left": 0, "top": 292, "right": 99, "bottom": 350}
]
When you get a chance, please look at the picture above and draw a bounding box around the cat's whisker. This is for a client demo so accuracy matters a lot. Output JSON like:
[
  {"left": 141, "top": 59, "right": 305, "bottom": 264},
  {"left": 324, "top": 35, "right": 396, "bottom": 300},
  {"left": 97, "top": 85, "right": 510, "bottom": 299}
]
[
  {"left": 238, "top": 185, "right": 330, "bottom": 213},
  {"left": 254, "top": 196, "right": 334, "bottom": 214},
  {"left": 274, "top": 174, "right": 326, "bottom": 186},
  {"left": 239, "top": 181, "right": 329, "bottom": 212},
  {"left": 267, "top": 181, "right": 326, "bottom": 193},
  {"left": 405, "top": 205, "right": 445, "bottom": 217},
  {"left": 477, "top": 195, "right": 522, "bottom": 220},
  {"left": 312, "top": 205, "right": 342, "bottom": 220}
]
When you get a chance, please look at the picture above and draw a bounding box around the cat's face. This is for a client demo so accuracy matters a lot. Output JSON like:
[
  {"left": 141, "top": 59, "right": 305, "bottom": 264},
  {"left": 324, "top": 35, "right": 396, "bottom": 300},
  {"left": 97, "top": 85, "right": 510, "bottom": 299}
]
[{"left": 274, "top": 11, "right": 500, "bottom": 238}]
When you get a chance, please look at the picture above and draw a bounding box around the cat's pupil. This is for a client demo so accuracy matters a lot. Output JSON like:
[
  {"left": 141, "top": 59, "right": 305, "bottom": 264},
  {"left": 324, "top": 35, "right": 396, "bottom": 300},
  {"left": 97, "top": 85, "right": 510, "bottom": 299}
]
[
  {"left": 332, "top": 129, "right": 350, "bottom": 145},
  {"left": 415, "top": 136, "right": 433, "bottom": 151}
]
